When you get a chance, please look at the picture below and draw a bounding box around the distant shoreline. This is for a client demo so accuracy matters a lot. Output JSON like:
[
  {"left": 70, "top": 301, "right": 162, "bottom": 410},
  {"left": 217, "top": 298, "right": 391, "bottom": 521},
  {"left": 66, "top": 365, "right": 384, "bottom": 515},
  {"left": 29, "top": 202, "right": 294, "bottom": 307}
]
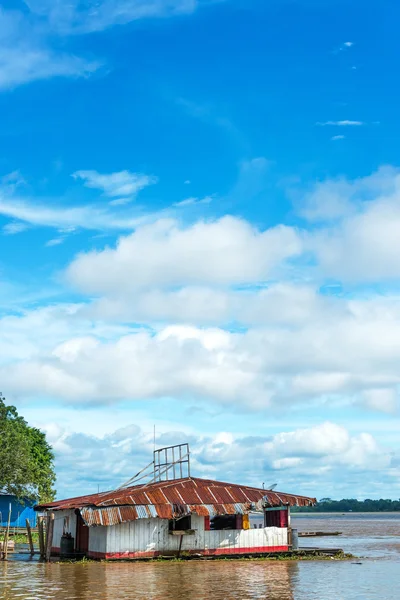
[{"left": 292, "top": 511, "right": 400, "bottom": 516}]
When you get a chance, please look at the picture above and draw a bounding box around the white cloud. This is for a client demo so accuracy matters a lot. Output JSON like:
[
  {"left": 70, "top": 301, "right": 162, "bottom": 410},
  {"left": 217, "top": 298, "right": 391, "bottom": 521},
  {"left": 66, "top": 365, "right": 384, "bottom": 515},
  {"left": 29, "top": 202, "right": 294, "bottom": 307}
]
[
  {"left": 0, "top": 46, "right": 99, "bottom": 90},
  {"left": 72, "top": 169, "right": 158, "bottom": 203},
  {"left": 0, "top": 7, "right": 100, "bottom": 90},
  {"left": 0, "top": 325, "right": 263, "bottom": 405},
  {"left": 173, "top": 196, "right": 213, "bottom": 207},
  {"left": 362, "top": 388, "right": 399, "bottom": 414},
  {"left": 267, "top": 422, "right": 351, "bottom": 458},
  {"left": 298, "top": 165, "right": 399, "bottom": 223},
  {"left": 307, "top": 166, "right": 400, "bottom": 280},
  {"left": 32, "top": 420, "right": 392, "bottom": 499},
  {"left": 3, "top": 292, "right": 400, "bottom": 413},
  {"left": 83, "top": 283, "right": 332, "bottom": 326},
  {"left": 25, "top": 0, "right": 199, "bottom": 34},
  {"left": 66, "top": 216, "right": 302, "bottom": 293},
  {"left": 45, "top": 237, "right": 65, "bottom": 247},
  {"left": 2, "top": 221, "right": 29, "bottom": 235},
  {"left": 266, "top": 422, "right": 390, "bottom": 473},
  {"left": 331, "top": 135, "right": 345, "bottom": 141},
  {"left": 0, "top": 1, "right": 203, "bottom": 91},
  {"left": 0, "top": 194, "right": 148, "bottom": 231},
  {"left": 5, "top": 167, "right": 400, "bottom": 418},
  {"left": 317, "top": 120, "right": 365, "bottom": 126}
]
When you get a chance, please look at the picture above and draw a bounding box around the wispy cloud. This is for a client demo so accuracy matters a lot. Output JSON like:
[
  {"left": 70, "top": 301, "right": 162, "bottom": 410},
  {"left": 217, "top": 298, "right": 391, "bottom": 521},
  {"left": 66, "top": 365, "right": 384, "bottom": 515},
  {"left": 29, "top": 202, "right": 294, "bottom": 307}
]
[
  {"left": 173, "top": 196, "right": 213, "bottom": 207},
  {"left": 2, "top": 221, "right": 30, "bottom": 235},
  {"left": 176, "top": 96, "right": 247, "bottom": 149},
  {"left": 72, "top": 169, "right": 158, "bottom": 204},
  {"left": 0, "top": 7, "right": 100, "bottom": 90},
  {"left": 45, "top": 237, "right": 66, "bottom": 247},
  {"left": 0, "top": 195, "right": 147, "bottom": 232},
  {"left": 317, "top": 120, "right": 365, "bottom": 127},
  {"left": 333, "top": 41, "right": 355, "bottom": 53},
  {"left": 0, "top": 1, "right": 203, "bottom": 91},
  {"left": 331, "top": 135, "right": 345, "bottom": 141},
  {"left": 26, "top": 0, "right": 200, "bottom": 35}
]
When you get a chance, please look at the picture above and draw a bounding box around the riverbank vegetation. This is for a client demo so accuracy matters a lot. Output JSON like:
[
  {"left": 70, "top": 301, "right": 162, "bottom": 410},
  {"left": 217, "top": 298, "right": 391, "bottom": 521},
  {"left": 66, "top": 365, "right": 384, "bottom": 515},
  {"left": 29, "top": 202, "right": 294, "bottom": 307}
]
[
  {"left": 292, "top": 498, "right": 400, "bottom": 512},
  {"left": 0, "top": 395, "right": 56, "bottom": 502},
  {"left": 56, "top": 551, "right": 355, "bottom": 564},
  {"left": 0, "top": 532, "right": 39, "bottom": 544}
]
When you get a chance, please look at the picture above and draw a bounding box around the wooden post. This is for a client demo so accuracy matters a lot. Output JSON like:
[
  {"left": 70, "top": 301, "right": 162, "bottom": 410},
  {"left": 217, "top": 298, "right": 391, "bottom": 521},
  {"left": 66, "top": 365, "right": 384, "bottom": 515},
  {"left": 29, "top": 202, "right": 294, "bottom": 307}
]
[
  {"left": 45, "top": 513, "right": 55, "bottom": 562},
  {"left": 3, "top": 503, "right": 12, "bottom": 561},
  {"left": 287, "top": 506, "right": 292, "bottom": 549},
  {"left": 38, "top": 517, "right": 45, "bottom": 559},
  {"left": 26, "top": 519, "right": 34, "bottom": 555},
  {"left": 177, "top": 534, "right": 183, "bottom": 558}
]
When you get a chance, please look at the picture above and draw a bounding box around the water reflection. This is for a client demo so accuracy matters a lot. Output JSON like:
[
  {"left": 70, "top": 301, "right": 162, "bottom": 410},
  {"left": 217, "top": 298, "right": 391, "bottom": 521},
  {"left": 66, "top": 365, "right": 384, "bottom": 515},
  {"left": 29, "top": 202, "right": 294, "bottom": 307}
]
[
  {"left": 2, "top": 515, "right": 400, "bottom": 600},
  {"left": 0, "top": 560, "right": 297, "bottom": 600}
]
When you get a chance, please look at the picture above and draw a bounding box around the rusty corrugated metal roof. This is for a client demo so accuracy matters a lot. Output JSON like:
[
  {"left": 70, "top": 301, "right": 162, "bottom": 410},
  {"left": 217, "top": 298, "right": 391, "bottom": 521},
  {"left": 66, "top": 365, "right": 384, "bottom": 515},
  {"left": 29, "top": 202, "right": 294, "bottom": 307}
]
[
  {"left": 37, "top": 477, "right": 315, "bottom": 527},
  {"left": 80, "top": 502, "right": 259, "bottom": 527}
]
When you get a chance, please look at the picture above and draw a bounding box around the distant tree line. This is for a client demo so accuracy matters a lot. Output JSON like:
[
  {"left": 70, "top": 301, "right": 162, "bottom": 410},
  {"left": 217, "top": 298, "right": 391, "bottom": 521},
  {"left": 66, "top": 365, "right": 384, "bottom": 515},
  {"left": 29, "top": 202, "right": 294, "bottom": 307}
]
[{"left": 292, "top": 498, "right": 400, "bottom": 512}]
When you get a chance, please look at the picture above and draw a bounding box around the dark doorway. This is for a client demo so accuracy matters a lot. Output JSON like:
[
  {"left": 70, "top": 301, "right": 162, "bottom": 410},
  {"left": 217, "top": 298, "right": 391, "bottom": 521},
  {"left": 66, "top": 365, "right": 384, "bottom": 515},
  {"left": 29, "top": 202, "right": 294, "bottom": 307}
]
[{"left": 75, "top": 511, "right": 89, "bottom": 554}]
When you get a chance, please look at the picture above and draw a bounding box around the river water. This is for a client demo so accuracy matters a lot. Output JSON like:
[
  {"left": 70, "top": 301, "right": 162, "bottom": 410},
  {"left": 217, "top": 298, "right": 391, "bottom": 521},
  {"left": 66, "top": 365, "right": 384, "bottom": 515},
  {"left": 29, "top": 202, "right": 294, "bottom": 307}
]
[{"left": 1, "top": 514, "right": 399, "bottom": 599}]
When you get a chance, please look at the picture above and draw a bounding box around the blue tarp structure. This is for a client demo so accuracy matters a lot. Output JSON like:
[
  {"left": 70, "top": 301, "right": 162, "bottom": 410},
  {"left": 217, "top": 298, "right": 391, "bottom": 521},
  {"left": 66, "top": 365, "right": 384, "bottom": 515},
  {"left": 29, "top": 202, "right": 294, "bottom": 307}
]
[{"left": 0, "top": 493, "right": 37, "bottom": 527}]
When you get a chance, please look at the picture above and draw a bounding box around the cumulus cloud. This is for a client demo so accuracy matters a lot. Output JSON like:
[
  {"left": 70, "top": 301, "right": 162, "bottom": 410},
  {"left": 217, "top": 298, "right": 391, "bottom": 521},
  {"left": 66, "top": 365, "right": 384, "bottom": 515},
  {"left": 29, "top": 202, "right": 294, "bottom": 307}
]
[
  {"left": 0, "top": 326, "right": 265, "bottom": 405},
  {"left": 72, "top": 169, "right": 158, "bottom": 203},
  {"left": 2, "top": 294, "right": 400, "bottom": 413},
  {"left": 83, "top": 283, "right": 333, "bottom": 326},
  {"left": 66, "top": 216, "right": 302, "bottom": 292},
  {"left": 35, "top": 421, "right": 393, "bottom": 499},
  {"left": 307, "top": 166, "right": 400, "bottom": 280},
  {"left": 362, "top": 388, "right": 398, "bottom": 414}
]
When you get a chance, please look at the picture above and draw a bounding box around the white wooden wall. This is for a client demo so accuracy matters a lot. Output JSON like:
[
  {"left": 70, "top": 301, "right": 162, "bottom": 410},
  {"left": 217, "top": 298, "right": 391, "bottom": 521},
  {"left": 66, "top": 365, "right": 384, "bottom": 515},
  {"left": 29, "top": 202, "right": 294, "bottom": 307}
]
[
  {"left": 104, "top": 515, "right": 287, "bottom": 556},
  {"left": 105, "top": 516, "right": 204, "bottom": 555},
  {"left": 52, "top": 509, "right": 77, "bottom": 550},
  {"left": 202, "top": 527, "right": 287, "bottom": 552},
  {"left": 88, "top": 526, "right": 107, "bottom": 555}
]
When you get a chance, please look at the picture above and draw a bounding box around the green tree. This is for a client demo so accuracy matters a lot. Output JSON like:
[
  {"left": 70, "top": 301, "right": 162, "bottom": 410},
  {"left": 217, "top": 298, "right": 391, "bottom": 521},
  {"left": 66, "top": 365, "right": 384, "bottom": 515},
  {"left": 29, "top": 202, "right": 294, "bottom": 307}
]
[{"left": 0, "top": 395, "right": 56, "bottom": 502}]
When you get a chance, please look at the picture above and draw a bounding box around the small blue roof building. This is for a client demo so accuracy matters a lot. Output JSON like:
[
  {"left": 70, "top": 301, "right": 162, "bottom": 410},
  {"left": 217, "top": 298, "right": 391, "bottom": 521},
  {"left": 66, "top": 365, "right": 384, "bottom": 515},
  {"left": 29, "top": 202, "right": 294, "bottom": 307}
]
[{"left": 0, "top": 492, "right": 37, "bottom": 527}]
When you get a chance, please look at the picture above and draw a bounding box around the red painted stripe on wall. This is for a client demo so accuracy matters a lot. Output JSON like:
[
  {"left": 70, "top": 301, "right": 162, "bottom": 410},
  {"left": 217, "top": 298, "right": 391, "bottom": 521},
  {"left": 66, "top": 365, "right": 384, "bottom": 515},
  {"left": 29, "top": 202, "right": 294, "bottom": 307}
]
[
  {"left": 87, "top": 546, "right": 289, "bottom": 560},
  {"left": 202, "top": 546, "right": 289, "bottom": 556}
]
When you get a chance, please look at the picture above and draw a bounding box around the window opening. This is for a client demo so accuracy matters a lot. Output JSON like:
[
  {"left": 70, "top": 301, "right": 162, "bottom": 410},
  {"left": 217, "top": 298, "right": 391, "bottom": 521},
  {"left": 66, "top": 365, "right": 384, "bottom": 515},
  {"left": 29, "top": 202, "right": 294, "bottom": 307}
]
[
  {"left": 210, "top": 515, "right": 237, "bottom": 530},
  {"left": 169, "top": 515, "right": 192, "bottom": 532},
  {"left": 264, "top": 508, "right": 288, "bottom": 528}
]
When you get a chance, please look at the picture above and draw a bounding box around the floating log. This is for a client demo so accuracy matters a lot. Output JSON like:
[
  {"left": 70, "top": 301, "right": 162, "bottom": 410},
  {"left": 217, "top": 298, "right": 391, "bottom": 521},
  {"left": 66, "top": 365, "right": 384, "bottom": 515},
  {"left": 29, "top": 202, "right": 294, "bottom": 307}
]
[{"left": 298, "top": 531, "right": 342, "bottom": 537}]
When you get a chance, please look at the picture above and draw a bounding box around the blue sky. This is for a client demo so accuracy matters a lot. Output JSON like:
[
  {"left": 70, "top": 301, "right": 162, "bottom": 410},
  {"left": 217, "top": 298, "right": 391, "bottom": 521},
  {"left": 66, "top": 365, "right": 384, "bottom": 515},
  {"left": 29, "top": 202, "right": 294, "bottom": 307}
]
[{"left": 1, "top": 0, "right": 400, "bottom": 500}]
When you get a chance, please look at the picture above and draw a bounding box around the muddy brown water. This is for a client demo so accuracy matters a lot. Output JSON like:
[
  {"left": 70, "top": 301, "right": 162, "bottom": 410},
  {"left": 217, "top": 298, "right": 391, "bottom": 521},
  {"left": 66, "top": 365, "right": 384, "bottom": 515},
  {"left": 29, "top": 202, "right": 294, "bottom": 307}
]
[{"left": 1, "top": 514, "right": 399, "bottom": 599}]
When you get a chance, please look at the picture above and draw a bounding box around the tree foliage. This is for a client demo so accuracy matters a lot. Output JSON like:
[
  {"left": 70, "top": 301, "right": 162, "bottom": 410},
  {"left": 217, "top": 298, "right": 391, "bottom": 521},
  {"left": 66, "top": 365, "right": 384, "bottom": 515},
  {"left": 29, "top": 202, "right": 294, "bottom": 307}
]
[{"left": 0, "top": 395, "right": 56, "bottom": 502}]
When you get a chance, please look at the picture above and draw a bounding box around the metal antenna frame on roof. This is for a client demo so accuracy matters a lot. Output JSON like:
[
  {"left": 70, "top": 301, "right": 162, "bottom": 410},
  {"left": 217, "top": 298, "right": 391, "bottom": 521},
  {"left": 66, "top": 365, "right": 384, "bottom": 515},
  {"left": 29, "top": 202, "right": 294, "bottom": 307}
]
[
  {"left": 117, "top": 443, "right": 191, "bottom": 490},
  {"left": 153, "top": 443, "right": 190, "bottom": 482}
]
